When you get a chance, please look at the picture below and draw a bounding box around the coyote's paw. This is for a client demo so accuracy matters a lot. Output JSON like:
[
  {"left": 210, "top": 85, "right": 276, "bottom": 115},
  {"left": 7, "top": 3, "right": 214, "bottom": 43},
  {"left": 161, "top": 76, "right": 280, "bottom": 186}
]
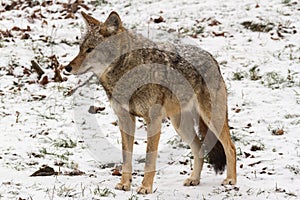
[
  {"left": 222, "top": 178, "right": 237, "bottom": 186},
  {"left": 183, "top": 178, "right": 200, "bottom": 186},
  {"left": 115, "top": 182, "right": 131, "bottom": 191},
  {"left": 137, "top": 185, "right": 152, "bottom": 194}
]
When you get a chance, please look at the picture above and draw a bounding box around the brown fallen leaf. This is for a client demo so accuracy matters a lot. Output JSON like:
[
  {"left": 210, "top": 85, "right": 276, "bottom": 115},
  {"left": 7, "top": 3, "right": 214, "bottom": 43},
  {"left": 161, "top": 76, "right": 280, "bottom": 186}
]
[
  {"left": 208, "top": 19, "right": 221, "bottom": 26},
  {"left": 271, "top": 36, "right": 280, "bottom": 41},
  {"left": 31, "top": 94, "right": 46, "bottom": 101},
  {"left": 112, "top": 168, "right": 122, "bottom": 176},
  {"left": 180, "top": 170, "right": 188, "bottom": 175},
  {"left": 49, "top": 55, "right": 64, "bottom": 82},
  {"left": 65, "top": 13, "right": 76, "bottom": 19},
  {"left": 21, "top": 33, "right": 30, "bottom": 40},
  {"left": 235, "top": 108, "right": 241, "bottom": 113},
  {"left": 244, "top": 152, "right": 251, "bottom": 158},
  {"left": 245, "top": 123, "right": 252, "bottom": 128},
  {"left": 179, "top": 159, "right": 189, "bottom": 165},
  {"left": 168, "top": 28, "right": 176, "bottom": 33},
  {"left": 111, "top": 121, "right": 118, "bottom": 126},
  {"left": 0, "top": 29, "right": 13, "bottom": 38},
  {"left": 4, "top": 1, "right": 18, "bottom": 11},
  {"left": 39, "top": 75, "right": 49, "bottom": 85},
  {"left": 64, "top": 169, "right": 85, "bottom": 176},
  {"left": 30, "top": 165, "right": 58, "bottom": 176},
  {"left": 23, "top": 67, "right": 32, "bottom": 76},
  {"left": 88, "top": 106, "right": 105, "bottom": 114},
  {"left": 272, "top": 129, "right": 284, "bottom": 136},
  {"left": 154, "top": 16, "right": 165, "bottom": 23},
  {"left": 41, "top": 1, "right": 53, "bottom": 7},
  {"left": 250, "top": 145, "right": 263, "bottom": 151},
  {"left": 11, "top": 25, "right": 31, "bottom": 32},
  {"left": 212, "top": 31, "right": 227, "bottom": 37}
]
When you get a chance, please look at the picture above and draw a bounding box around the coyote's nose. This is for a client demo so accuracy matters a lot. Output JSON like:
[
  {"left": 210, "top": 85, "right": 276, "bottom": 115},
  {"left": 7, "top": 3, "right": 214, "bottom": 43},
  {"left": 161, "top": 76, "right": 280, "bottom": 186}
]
[{"left": 65, "top": 65, "right": 72, "bottom": 72}]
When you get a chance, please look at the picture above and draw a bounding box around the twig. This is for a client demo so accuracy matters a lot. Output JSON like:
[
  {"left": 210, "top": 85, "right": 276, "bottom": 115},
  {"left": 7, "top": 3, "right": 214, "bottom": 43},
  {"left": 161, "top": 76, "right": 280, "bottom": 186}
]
[
  {"left": 248, "top": 160, "right": 262, "bottom": 167},
  {"left": 64, "top": 74, "right": 95, "bottom": 96},
  {"left": 31, "top": 60, "right": 44, "bottom": 79}
]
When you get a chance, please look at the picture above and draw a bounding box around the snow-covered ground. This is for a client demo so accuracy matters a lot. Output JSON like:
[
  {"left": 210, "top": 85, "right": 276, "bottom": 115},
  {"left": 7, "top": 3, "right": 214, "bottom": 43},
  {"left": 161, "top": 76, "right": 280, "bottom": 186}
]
[{"left": 0, "top": 0, "right": 299, "bottom": 199}]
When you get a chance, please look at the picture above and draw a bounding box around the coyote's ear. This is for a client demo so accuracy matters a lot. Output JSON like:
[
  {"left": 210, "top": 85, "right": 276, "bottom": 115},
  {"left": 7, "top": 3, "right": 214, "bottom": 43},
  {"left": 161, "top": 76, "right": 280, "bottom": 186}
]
[
  {"left": 81, "top": 11, "right": 100, "bottom": 28},
  {"left": 104, "top": 11, "right": 122, "bottom": 34}
]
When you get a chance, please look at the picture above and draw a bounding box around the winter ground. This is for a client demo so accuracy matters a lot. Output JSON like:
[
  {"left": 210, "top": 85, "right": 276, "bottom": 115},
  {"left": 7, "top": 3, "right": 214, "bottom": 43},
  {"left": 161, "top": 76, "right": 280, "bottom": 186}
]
[{"left": 0, "top": 0, "right": 300, "bottom": 199}]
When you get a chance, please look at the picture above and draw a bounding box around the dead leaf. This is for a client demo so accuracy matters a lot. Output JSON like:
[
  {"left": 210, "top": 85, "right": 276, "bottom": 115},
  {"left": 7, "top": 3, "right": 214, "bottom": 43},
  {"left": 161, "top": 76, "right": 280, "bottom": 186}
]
[
  {"left": 0, "top": 29, "right": 13, "bottom": 38},
  {"left": 272, "top": 129, "right": 284, "bottom": 136},
  {"left": 212, "top": 31, "right": 227, "bottom": 37},
  {"left": 88, "top": 106, "right": 105, "bottom": 114},
  {"left": 271, "top": 36, "right": 280, "bottom": 41},
  {"left": 64, "top": 169, "right": 85, "bottom": 176},
  {"left": 50, "top": 55, "right": 64, "bottom": 82},
  {"left": 21, "top": 33, "right": 30, "bottom": 39},
  {"left": 39, "top": 75, "right": 49, "bottom": 85},
  {"left": 208, "top": 19, "right": 221, "bottom": 26},
  {"left": 250, "top": 145, "right": 263, "bottom": 151},
  {"left": 180, "top": 170, "right": 188, "bottom": 175},
  {"left": 112, "top": 168, "right": 122, "bottom": 176},
  {"left": 31, "top": 94, "right": 46, "bottom": 101},
  {"left": 4, "top": 1, "right": 18, "bottom": 11},
  {"left": 154, "top": 16, "right": 165, "bottom": 23},
  {"left": 244, "top": 152, "right": 251, "bottom": 158},
  {"left": 11, "top": 26, "right": 31, "bottom": 32},
  {"left": 30, "top": 165, "right": 57, "bottom": 176},
  {"left": 235, "top": 108, "right": 241, "bottom": 113},
  {"left": 99, "top": 162, "right": 116, "bottom": 169},
  {"left": 168, "top": 28, "right": 176, "bottom": 33},
  {"left": 245, "top": 123, "right": 252, "bottom": 128},
  {"left": 179, "top": 159, "right": 189, "bottom": 165},
  {"left": 65, "top": 13, "right": 75, "bottom": 19},
  {"left": 15, "top": 111, "right": 20, "bottom": 123},
  {"left": 111, "top": 121, "right": 118, "bottom": 126}
]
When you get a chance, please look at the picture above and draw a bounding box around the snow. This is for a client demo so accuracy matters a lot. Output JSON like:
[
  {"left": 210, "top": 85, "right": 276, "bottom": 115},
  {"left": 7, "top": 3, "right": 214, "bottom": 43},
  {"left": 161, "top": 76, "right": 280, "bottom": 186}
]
[{"left": 0, "top": 0, "right": 299, "bottom": 199}]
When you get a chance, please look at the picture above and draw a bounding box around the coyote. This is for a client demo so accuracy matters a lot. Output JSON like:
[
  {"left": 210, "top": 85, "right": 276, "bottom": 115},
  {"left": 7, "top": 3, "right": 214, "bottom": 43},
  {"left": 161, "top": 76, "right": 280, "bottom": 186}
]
[{"left": 65, "top": 11, "right": 237, "bottom": 194}]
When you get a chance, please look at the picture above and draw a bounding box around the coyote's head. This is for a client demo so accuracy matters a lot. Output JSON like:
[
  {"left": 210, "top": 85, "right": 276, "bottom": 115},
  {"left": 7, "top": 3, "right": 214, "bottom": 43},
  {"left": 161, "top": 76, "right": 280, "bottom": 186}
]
[{"left": 65, "top": 11, "right": 125, "bottom": 75}]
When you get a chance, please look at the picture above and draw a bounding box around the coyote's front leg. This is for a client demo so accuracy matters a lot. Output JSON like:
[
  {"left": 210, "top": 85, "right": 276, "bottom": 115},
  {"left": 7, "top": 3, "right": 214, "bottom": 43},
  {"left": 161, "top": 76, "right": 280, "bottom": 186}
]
[
  {"left": 137, "top": 107, "right": 163, "bottom": 194},
  {"left": 114, "top": 110, "right": 136, "bottom": 191},
  {"left": 137, "top": 132, "right": 161, "bottom": 194}
]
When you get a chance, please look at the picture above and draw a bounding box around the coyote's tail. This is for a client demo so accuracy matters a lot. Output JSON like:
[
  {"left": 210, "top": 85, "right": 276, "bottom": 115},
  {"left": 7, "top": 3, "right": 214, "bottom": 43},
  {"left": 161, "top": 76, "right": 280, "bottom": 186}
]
[{"left": 205, "top": 132, "right": 226, "bottom": 174}]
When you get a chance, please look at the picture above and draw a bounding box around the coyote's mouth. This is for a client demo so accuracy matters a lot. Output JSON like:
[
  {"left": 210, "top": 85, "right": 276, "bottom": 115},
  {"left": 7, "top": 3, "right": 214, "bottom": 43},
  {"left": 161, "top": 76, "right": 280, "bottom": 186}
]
[{"left": 63, "top": 66, "right": 93, "bottom": 76}]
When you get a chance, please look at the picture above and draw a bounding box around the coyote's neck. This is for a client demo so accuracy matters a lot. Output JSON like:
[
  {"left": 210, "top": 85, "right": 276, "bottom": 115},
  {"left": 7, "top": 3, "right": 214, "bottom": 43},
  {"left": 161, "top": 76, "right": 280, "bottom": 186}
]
[{"left": 98, "top": 30, "right": 157, "bottom": 98}]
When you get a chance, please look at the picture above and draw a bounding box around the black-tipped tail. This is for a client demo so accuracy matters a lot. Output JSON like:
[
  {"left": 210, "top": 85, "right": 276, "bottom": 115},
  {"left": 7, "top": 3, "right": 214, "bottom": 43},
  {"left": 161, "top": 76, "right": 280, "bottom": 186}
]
[
  {"left": 207, "top": 140, "right": 226, "bottom": 173},
  {"left": 204, "top": 132, "right": 226, "bottom": 174}
]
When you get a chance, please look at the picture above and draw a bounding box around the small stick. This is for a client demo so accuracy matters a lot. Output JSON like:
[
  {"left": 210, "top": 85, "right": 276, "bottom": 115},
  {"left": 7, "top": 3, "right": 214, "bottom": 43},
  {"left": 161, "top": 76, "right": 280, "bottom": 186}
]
[
  {"left": 31, "top": 60, "right": 44, "bottom": 79},
  {"left": 64, "top": 74, "right": 95, "bottom": 96}
]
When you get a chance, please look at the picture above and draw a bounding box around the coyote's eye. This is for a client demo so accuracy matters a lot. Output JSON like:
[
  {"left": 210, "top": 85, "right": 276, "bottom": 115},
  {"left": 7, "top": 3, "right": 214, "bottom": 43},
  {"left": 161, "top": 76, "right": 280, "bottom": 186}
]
[{"left": 86, "top": 48, "right": 94, "bottom": 53}]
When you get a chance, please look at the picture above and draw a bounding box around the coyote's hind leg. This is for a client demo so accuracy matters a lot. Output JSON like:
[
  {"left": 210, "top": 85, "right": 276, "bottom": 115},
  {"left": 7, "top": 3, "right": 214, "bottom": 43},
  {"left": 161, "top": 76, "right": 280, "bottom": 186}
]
[
  {"left": 170, "top": 113, "right": 204, "bottom": 186},
  {"left": 219, "top": 122, "right": 237, "bottom": 185}
]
